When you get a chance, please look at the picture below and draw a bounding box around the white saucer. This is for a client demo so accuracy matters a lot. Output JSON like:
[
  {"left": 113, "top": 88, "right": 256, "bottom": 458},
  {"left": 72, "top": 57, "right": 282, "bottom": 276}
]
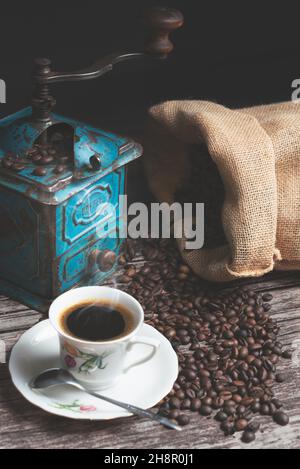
[{"left": 9, "top": 320, "right": 178, "bottom": 420}]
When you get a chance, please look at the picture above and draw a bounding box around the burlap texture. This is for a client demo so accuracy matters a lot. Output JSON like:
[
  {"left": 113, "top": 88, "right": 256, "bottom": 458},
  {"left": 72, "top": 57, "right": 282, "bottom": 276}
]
[{"left": 144, "top": 100, "right": 300, "bottom": 281}]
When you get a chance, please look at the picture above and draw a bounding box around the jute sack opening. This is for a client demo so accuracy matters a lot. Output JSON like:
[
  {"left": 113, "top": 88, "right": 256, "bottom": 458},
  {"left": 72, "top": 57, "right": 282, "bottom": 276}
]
[{"left": 144, "top": 100, "right": 300, "bottom": 282}]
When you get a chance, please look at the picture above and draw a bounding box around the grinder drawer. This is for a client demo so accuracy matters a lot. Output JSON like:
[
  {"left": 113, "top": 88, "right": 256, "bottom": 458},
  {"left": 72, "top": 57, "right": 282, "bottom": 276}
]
[{"left": 54, "top": 230, "right": 123, "bottom": 295}]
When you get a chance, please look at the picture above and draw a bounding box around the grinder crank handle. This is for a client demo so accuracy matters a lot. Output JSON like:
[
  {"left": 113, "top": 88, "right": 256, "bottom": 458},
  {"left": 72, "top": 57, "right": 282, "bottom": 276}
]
[
  {"left": 33, "top": 7, "right": 184, "bottom": 85},
  {"left": 144, "top": 6, "right": 184, "bottom": 58},
  {"left": 32, "top": 7, "right": 184, "bottom": 121}
]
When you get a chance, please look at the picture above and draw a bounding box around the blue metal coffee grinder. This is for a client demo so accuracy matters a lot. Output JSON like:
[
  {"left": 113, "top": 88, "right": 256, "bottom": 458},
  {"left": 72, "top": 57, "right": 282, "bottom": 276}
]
[{"left": 0, "top": 7, "right": 184, "bottom": 312}]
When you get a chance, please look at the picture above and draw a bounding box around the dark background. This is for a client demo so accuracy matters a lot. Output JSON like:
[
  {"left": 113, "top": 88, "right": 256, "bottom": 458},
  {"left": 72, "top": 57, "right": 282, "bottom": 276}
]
[
  {"left": 0, "top": 0, "right": 299, "bottom": 197},
  {"left": 1, "top": 0, "right": 299, "bottom": 124}
]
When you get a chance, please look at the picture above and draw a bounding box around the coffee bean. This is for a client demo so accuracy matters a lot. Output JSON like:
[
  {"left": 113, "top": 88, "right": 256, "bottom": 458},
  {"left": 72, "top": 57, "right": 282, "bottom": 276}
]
[
  {"left": 169, "top": 397, "right": 181, "bottom": 409},
  {"left": 181, "top": 399, "right": 191, "bottom": 410},
  {"left": 220, "top": 421, "right": 235, "bottom": 436},
  {"left": 212, "top": 397, "right": 224, "bottom": 409},
  {"left": 177, "top": 414, "right": 190, "bottom": 426},
  {"left": 12, "top": 163, "right": 25, "bottom": 172},
  {"left": 241, "top": 397, "right": 254, "bottom": 407},
  {"left": 271, "top": 398, "right": 283, "bottom": 409},
  {"left": 215, "top": 411, "right": 228, "bottom": 422},
  {"left": 169, "top": 409, "right": 180, "bottom": 419},
  {"left": 219, "top": 391, "right": 233, "bottom": 401},
  {"left": 235, "top": 419, "right": 248, "bottom": 432},
  {"left": 262, "top": 293, "right": 273, "bottom": 302},
  {"left": 32, "top": 153, "right": 43, "bottom": 163},
  {"left": 246, "top": 421, "right": 260, "bottom": 433},
  {"left": 40, "top": 155, "right": 54, "bottom": 165},
  {"left": 191, "top": 398, "right": 202, "bottom": 411},
  {"left": 54, "top": 165, "right": 66, "bottom": 174},
  {"left": 2, "top": 158, "right": 14, "bottom": 169},
  {"left": 199, "top": 405, "right": 212, "bottom": 416},
  {"left": 241, "top": 431, "right": 256, "bottom": 443},
  {"left": 273, "top": 411, "right": 289, "bottom": 426},
  {"left": 33, "top": 167, "right": 47, "bottom": 177},
  {"left": 260, "top": 403, "right": 270, "bottom": 416}
]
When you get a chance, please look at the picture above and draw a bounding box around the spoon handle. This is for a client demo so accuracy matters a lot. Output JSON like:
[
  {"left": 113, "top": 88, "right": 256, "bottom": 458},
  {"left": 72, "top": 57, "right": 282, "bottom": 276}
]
[{"left": 87, "top": 390, "right": 182, "bottom": 431}]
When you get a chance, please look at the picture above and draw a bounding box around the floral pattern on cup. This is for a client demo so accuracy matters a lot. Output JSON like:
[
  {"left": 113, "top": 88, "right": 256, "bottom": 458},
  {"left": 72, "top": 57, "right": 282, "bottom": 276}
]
[
  {"left": 52, "top": 399, "right": 97, "bottom": 413},
  {"left": 63, "top": 341, "right": 112, "bottom": 374}
]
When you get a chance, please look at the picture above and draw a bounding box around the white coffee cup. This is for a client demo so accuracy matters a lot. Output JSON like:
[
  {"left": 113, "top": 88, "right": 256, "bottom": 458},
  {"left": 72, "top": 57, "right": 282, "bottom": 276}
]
[{"left": 49, "top": 286, "right": 160, "bottom": 390}]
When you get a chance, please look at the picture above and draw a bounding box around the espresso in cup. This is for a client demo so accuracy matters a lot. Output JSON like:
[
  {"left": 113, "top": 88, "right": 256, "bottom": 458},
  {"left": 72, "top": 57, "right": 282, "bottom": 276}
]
[
  {"left": 49, "top": 286, "right": 159, "bottom": 390},
  {"left": 58, "top": 301, "right": 136, "bottom": 342}
]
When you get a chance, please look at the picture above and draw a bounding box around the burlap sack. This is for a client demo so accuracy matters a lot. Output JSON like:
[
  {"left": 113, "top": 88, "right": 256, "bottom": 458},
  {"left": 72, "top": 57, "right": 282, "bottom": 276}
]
[{"left": 144, "top": 100, "right": 300, "bottom": 281}]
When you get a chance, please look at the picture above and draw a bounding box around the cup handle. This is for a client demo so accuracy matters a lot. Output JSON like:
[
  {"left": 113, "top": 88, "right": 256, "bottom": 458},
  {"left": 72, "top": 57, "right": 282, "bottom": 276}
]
[{"left": 123, "top": 336, "right": 160, "bottom": 373}]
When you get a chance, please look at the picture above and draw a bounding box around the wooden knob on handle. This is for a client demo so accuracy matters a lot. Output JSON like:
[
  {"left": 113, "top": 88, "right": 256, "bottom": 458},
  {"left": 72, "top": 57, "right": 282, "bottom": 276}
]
[{"left": 144, "top": 6, "right": 184, "bottom": 57}]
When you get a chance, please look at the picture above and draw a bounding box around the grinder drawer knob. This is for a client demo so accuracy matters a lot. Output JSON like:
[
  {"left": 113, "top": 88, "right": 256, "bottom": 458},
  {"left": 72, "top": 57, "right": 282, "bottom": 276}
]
[{"left": 89, "top": 249, "right": 117, "bottom": 272}]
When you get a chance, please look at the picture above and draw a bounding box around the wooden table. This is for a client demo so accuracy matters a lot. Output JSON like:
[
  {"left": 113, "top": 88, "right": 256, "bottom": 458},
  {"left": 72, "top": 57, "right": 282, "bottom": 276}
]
[{"left": 1, "top": 262, "right": 300, "bottom": 449}]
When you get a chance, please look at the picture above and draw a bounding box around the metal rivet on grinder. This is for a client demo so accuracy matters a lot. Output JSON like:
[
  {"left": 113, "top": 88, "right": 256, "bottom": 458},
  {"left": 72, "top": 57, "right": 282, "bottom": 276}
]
[{"left": 90, "top": 154, "right": 102, "bottom": 170}]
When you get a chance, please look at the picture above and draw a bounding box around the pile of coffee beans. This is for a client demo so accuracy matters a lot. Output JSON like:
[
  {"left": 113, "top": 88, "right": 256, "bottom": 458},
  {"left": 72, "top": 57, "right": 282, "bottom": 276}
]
[
  {"left": 175, "top": 144, "right": 226, "bottom": 249},
  {"left": 117, "top": 238, "right": 292, "bottom": 444},
  {"left": 1, "top": 130, "right": 72, "bottom": 177}
]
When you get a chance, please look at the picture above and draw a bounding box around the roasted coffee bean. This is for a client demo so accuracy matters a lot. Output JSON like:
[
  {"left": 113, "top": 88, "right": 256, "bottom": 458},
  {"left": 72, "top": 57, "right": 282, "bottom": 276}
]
[
  {"left": 181, "top": 399, "right": 191, "bottom": 410},
  {"left": 202, "top": 397, "right": 213, "bottom": 406},
  {"left": 215, "top": 411, "right": 228, "bottom": 422},
  {"left": 2, "top": 158, "right": 14, "bottom": 169},
  {"left": 54, "top": 165, "right": 66, "bottom": 174},
  {"left": 177, "top": 414, "right": 190, "bottom": 426},
  {"left": 271, "top": 398, "right": 283, "bottom": 409},
  {"left": 12, "top": 163, "right": 25, "bottom": 172},
  {"left": 235, "top": 419, "right": 248, "bottom": 432},
  {"left": 262, "top": 293, "right": 273, "bottom": 302},
  {"left": 175, "top": 390, "right": 185, "bottom": 400},
  {"left": 169, "top": 397, "right": 181, "bottom": 409},
  {"left": 40, "top": 155, "right": 54, "bottom": 165},
  {"left": 246, "top": 421, "right": 260, "bottom": 433},
  {"left": 268, "top": 402, "right": 277, "bottom": 416},
  {"left": 168, "top": 409, "right": 180, "bottom": 419},
  {"left": 273, "top": 411, "right": 289, "bottom": 426},
  {"left": 219, "top": 391, "right": 233, "bottom": 401},
  {"left": 212, "top": 397, "right": 224, "bottom": 409},
  {"left": 260, "top": 404, "right": 270, "bottom": 416},
  {"left": 199, "top": 405, "right": 212, "bottom": 416},
  {"left": 220, "top": 421, "right": 235, "bottom": 436},
  {"left": 241, "top": 431, "right": 256, "bottom": 443},
  {"left": 33, "top": 167, "right": 47, "bottom": 177},
  {"left": 32, "top": 153, "right": 43, "bottom": 163},
  {"left": 191, "top": 398, "right": 202, "bottom": 411}
]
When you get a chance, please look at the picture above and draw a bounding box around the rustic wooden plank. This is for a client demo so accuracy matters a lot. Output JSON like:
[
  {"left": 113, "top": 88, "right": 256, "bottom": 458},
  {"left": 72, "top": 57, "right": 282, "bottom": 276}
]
[
  {"left": 0, "top": 310, "right": 43, "bottom": 334},
  {"left": 0, "top": 268, "right": 300, "bottom": 448},
  {"left": 0, "top": 289, "right": 299, "bottom": 449}
]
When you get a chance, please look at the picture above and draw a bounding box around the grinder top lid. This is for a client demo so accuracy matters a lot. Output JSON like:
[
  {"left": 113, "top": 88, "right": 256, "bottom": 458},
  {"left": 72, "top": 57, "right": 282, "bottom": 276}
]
[{"left": 0, "top": 107, "right": 142, "bottom": 205}]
